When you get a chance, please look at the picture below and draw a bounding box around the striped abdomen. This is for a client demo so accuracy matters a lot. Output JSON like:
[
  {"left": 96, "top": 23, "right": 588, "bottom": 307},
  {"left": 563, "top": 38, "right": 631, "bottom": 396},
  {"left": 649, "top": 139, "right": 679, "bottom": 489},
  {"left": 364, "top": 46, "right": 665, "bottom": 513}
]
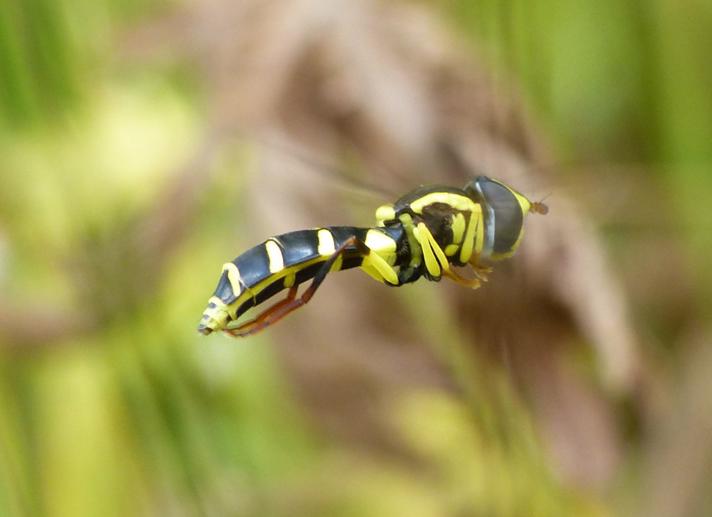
[{"left": 198, "top": 225, "right": 404, "bottom": 334}]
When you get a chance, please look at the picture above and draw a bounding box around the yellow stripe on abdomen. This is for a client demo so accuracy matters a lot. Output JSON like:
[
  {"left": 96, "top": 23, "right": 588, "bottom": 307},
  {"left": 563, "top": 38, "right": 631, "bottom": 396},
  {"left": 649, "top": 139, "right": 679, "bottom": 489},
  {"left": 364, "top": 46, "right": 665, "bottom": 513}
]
[
  {"left": 265, "top": 240, "right": 285, "bottom": 273},
  {"left": 222, "top": 262, "right": 243, "bottom": 297},
  {"left": 317, "top": 229, "right": 336, "bottom": 256}
]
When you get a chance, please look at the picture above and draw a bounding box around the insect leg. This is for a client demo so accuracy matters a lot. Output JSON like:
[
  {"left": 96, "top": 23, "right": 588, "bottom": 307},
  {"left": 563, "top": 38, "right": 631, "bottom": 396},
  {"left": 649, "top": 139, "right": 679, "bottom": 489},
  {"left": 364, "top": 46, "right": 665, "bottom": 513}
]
[
  {"left": 442, "top": 268, "right": 481, "bottom": 289},
  {"left": 471, "top": 264, "right": 493, "bottom": 282},
  {"left": 223, "top": 286, "right": 299, "bottom": 337},
  {"left": 414, "top": 222, "right": 449, "bottom": 278},
  {"left": 467, "top": 254, "right": 493, "bottom": 282},
  {"left": 414, "top": 218, "right": 486, "bottom": 289}
]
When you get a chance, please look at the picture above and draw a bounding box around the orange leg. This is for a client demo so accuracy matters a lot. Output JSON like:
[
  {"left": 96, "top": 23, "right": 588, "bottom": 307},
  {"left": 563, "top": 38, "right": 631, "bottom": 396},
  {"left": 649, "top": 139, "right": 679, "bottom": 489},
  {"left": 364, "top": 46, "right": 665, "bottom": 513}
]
[
  {"left": 223, "top": 236, "right": 364, "bottom": 338},
  {"left": 443, "top": 267, "right": 481, "bottom": 289},
  {"left": 468, "top": 256, "right": 492, "bottom": 282},
  {"left": 223, "top": 286, "right": 299, "bottom": 337},
  {"left": 442, "top": 256, "right": 494, "bottom": 289},
  {"left": 472, "top": 265, "right": 492, "bottom": 282}
]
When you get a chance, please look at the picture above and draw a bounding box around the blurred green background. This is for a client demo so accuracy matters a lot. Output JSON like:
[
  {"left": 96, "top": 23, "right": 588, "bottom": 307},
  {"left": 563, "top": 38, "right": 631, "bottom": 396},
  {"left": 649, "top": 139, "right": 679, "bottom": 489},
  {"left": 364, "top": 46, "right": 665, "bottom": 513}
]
[{"left": 1, "top": 1, "right": 711, "bottom": 516}]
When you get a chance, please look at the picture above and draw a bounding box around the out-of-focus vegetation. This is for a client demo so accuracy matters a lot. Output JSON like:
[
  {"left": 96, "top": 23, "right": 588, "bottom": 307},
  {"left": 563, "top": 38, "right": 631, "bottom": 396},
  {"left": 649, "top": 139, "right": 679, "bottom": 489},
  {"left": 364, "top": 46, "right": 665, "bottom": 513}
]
[{"left": 1, "top": 1, "right": 711, "bottom": 516}]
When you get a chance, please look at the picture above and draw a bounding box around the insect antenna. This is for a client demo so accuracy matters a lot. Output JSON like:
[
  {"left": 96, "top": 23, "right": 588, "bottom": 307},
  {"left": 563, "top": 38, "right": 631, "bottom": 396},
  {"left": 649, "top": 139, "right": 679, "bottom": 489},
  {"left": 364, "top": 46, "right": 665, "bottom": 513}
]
[{"left": 530, "top": 192, "right": 551, "bottom": 215}]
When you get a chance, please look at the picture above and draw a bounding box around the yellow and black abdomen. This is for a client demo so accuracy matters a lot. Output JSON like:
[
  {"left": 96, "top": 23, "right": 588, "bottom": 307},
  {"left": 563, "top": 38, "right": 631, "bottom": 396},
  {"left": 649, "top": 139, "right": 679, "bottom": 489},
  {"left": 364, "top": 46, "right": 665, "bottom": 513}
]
[{"left": 198, "top": 226, "right": 405, "bottom": 333}]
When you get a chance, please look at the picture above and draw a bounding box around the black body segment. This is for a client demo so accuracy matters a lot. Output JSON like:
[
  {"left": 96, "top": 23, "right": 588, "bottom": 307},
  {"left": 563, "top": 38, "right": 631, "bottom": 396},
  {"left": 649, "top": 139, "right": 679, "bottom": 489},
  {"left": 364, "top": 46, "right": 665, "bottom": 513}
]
[
  {"left": 213, "top": 271, "right": 236, "bottom": 304},
  {"left": 272, "top": 230, "right": 320, "bottom": 267},
  {"left": 233, "top": 244, "right": 272, "bottom": 287}
]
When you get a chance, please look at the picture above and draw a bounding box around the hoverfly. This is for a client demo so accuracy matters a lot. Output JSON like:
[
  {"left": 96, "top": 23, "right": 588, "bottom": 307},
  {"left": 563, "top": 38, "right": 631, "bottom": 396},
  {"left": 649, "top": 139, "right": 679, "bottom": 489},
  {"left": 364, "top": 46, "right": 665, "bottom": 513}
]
[{"left": 197, "top": 175, "right": 548, "bottom": 337}]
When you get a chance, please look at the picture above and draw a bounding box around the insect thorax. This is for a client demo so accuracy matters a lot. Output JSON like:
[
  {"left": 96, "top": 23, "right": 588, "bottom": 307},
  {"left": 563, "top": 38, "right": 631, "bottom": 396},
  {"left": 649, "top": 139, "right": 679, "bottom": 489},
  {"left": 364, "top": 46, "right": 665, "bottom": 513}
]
[{"left": 374, "top": 186, "right": 482, "bottom": 272}]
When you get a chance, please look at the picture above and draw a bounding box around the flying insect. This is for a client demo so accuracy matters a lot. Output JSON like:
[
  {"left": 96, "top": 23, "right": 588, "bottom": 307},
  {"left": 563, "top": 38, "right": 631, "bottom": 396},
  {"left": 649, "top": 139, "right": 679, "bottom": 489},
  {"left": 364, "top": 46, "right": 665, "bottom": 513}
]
[{"left": 197, "top": 176, "right": 548, "bottom": 337}]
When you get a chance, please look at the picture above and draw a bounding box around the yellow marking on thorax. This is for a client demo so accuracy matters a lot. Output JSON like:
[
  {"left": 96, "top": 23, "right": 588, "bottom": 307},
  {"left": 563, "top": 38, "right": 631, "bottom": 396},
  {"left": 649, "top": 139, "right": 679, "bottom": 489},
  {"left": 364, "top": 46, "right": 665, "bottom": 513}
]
[
  {"left": 317, "top": 229, "right": 336, "bottom": 256},
  {"left": 409, "top": 192, "right": 476, "bottom": 214},
  {"left": 265, "top": 240, "right": 284, "bottom": 273},
  {"left": 375, "top": 204, "right": 396, "bottom": 226}
]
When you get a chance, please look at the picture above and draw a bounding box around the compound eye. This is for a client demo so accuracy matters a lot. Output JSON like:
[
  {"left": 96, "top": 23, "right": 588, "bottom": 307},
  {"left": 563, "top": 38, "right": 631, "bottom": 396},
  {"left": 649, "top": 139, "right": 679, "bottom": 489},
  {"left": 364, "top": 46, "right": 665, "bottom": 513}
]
[{"left": 477, "top": 178, "right": 524, "bottom": 255}]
